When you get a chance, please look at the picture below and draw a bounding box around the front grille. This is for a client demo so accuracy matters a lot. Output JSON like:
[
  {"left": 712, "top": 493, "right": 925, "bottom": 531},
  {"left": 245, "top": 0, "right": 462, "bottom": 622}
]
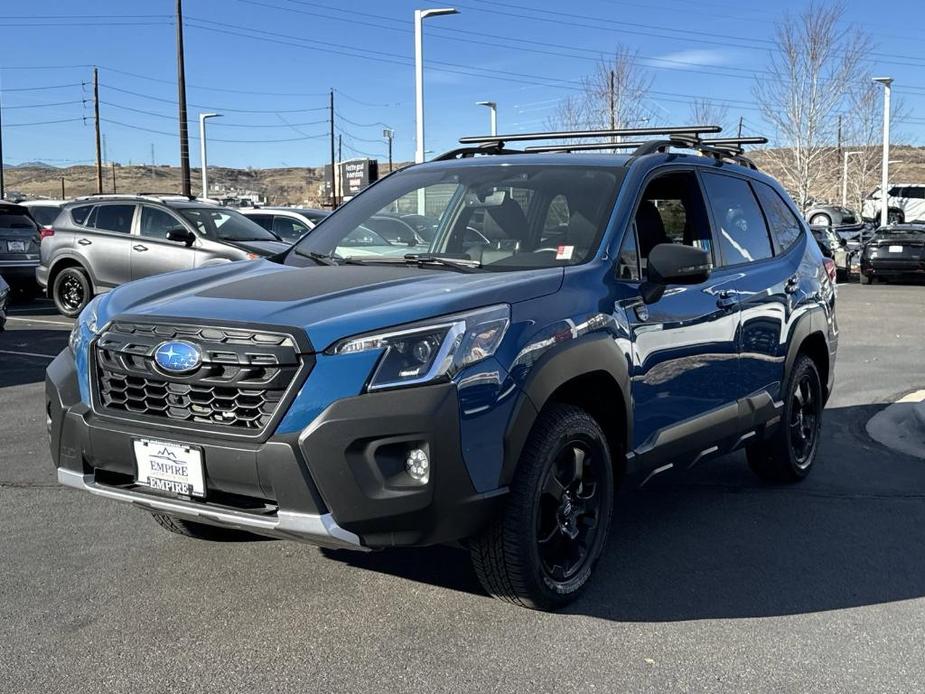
[{"left": 94, "top": 321, "right": 308, "bottom": 434}]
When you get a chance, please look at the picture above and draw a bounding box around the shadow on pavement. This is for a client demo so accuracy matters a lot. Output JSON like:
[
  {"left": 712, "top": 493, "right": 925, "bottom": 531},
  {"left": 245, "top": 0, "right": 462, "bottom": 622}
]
[
  {"left": 323, "top": 402, "right": 925, "bottom": 620},
  {"left": 0, "top": 329, "right": 68, "bottom": 388}
]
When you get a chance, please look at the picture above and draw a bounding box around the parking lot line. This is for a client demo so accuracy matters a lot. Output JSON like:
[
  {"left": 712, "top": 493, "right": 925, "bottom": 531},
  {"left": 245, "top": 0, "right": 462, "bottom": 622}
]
[
  {"left": 0, "top": 349, "right": 57, "bottom": 360},
  {"left": 4, "top": 316, "right": 73, "bottom": 327}
]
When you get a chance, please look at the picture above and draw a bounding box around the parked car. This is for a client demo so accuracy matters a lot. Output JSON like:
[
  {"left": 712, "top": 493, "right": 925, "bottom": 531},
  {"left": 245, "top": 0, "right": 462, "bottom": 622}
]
[
  {"left": 0, "top": 200, "right": 42, "bottom": 296},
  {"left": 22, "top": 199, "right": 67, "bottom": 238},
  {"left": 47, "top": 128, "right": 837, "bottom": 611},
  {"left": 238, "top": 207, "right": 329, "bottom": 243},
  {"left": 859, "top": 223, "right": 925, "bottom": 284},
  {"left": 0, "top": 275, "right": 9, "bottom": 330},
  {"left": 38, "top": 194, "right": 290, "bottom": 317},
  {"left": 862, "top": 184, "right": 925, "bottom": 224},
  {"left": 805, "top": 205, "right": 862, "bottom": 229},
  {"left": 809, "top": 225, "right": 849, "bottom": 280}
]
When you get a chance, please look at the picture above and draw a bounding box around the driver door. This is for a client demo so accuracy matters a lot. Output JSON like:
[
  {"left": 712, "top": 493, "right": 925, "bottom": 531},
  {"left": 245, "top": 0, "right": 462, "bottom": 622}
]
[
  {"left": 131, "top": 205, "right": 197, "bottom": 281},
  {"left": 617, "top": 170, "right": 742, "bottom": 464}
]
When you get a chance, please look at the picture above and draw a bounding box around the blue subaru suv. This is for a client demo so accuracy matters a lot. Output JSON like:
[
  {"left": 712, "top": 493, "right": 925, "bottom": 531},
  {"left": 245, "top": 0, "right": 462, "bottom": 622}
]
[{"left": 47, "top": 127, "right": 837, "bottom": 610}]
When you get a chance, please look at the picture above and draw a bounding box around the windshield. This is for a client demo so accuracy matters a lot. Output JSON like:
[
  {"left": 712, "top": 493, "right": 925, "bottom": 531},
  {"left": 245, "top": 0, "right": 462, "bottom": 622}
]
[
  {"left": 178, "top": 207, "right": 279, "bottom": 242},
  {"left": 287, "top": 164, "right": 622, "bottom": 271}
]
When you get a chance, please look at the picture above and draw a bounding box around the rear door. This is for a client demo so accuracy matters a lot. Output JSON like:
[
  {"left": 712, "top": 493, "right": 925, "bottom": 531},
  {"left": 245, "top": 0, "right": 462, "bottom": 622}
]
[
  {"left": 80, "top": 203, "right": 137, "bottom": 288},
  {"left": 701, "top": 173, "right": 794, "bottom": 408},
  {"left": 131, "top": 205, "right": 197, "bottom": 280}
]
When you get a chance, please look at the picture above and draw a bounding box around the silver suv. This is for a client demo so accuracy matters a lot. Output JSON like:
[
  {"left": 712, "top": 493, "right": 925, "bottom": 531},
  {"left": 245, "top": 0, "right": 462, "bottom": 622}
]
[{"left": 38, "top": 195, "right": 290, "bottom": 316}]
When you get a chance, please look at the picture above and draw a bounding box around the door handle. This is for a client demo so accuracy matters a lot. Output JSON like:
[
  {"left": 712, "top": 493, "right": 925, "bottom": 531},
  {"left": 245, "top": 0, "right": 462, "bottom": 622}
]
[
  {"left": 784, "top": 275, "right": 799, "bottom": 294},
  {"left": 77, "top": 238, "right": 92, "bottom": 246},
  {"left": 716, "top": 290, "right": 737, "bottom": 310},
  {"left": 133, "top": 244, "right": 148, "bottom": 252}
]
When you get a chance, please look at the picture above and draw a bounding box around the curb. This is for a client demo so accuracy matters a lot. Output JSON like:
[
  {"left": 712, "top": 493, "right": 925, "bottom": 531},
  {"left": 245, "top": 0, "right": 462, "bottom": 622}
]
[{"left": 866, "top": 390, "right": 925, "bottom": 461}]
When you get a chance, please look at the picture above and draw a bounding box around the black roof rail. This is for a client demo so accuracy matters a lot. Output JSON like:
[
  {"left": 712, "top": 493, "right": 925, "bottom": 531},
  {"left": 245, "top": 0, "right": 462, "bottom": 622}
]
[
  {"left": 523, "top": 141, "right": 648, "bottom": 153},
  {"left": 458, "top": 124, "right": 721, "bottom": 146},
  {"left": 432, "top": 143, "right": 524, "bottom": 161}
]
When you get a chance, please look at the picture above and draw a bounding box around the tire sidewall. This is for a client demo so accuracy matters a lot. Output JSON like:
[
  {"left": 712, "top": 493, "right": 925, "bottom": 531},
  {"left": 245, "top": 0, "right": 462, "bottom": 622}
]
[
  {"left": 53, "top": 268, "right": 91, "bottom": 317},
  {"left": 783, "top": 357, "right": 823, "bottom": 478},
  {"left": 517, "top": 410, "right": 614, "bottom": 605}
]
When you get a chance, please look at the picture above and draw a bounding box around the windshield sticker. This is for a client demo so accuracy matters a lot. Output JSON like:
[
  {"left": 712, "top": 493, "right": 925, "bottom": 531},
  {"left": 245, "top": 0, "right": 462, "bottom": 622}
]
[{"left": 556, "top": 245, "right": 574, "bottom": 261}]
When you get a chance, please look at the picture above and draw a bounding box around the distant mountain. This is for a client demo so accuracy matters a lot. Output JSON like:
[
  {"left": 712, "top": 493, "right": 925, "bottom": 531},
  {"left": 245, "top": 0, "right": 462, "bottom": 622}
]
[{"left": 4, "top": 161, "right": 59, "bottom": 170}]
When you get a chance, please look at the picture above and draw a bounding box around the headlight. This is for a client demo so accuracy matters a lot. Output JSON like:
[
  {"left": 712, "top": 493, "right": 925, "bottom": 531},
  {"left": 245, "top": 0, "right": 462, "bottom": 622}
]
[
  {"left": 68, "top": 295, "right": 105, "bottom": 353},
  {"left": 329, "top": 304, "right": 510, "bottom": 390}
]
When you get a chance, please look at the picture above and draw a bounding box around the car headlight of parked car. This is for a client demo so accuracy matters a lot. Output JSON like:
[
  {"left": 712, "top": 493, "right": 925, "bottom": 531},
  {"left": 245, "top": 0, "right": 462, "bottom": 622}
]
[
  {"left": 329, "top": 304, "right": 510, "bottom": 390},
  {"left": 68, "top": 294, "right": 106, "bottom": 354}
]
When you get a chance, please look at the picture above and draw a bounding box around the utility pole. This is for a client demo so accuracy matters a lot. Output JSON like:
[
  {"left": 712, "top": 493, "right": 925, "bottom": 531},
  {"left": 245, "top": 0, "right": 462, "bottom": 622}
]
[
  {"left": 176, "top": 0, "right": 192, "bottom": 197},
  {"left": 150, "top": 143, "right": 156, "bottom": 181},
  {"left": 0, "top": 87, "right": 5, "bottom": 199},
  {"left": 338, "top": 134, "right": 342, "bottom": 164},
  {"left": 836, "top": 114, "right": 842, "bottom": 154},
  {"left": 111, "top": 161, "right": 117, "bottom": 193},
  {"left": 383, "top": 128, "right": 394, "bottom": 172},
  {"left": 737, "top": 116, "right": 744, "bottom": 139},
  {"left": 329, "top": 88, "right": 337, "bottom": 207},
  {"left": 93, "top": 67, "right": 103, "bottom": 194},
  {"left": 60, "top": 177, "right": 65, "bottom": 199},
  {"left": 609, "top": 70, "right": 616, "bottom": 130}
]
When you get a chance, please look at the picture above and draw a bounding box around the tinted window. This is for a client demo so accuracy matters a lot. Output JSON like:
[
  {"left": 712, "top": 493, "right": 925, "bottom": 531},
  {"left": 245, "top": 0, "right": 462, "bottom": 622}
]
[
  {"left": 272, "top": 216, "right": 310, "bottom": 242},
  {"left": 701, "top": 173, "right": 773, "bottom": 265},
  {"left": 617, "top": 227, "right": 640, "bottom": 281},
  {"left": 91, "top": 204, "right": 135, "bottom": 234},
  {"left": 247, "top": 214, "right": 274, "bottom": 231},
  {"left": 633, "top": 171, "right": 713, "bottom": 276},
  {"left": 71, "top": 205, "right": 93, "bottom": 225},
  {"left": 140, "top": 206, "right": 183, "bottom": 240},
  {"left": 909, "top": 186, "right": 925, "bottom": 199},
  {"left": 754, "top": 182, "right": 803, "bottom": 251},
  {"left": 0, "top": 213, "right": 36, "bottom": 229},
  {"left": 29, "top": 206, "right": 60, "bottom": 226},
  {"left": 177, "top": 207, "right": 277, "bottom": 242}
]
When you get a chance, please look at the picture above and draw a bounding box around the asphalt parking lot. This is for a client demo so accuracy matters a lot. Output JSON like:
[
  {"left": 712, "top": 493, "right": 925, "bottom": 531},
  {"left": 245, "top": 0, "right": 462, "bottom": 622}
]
[{"left": 2, "top": 283, "right": 924, "bottom": 693}]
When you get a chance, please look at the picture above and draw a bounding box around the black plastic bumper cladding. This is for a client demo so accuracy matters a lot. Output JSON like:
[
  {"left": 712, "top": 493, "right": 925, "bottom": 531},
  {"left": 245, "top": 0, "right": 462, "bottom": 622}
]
[{"left": 299, "top": 382, "right": 506, "bottom": 547}]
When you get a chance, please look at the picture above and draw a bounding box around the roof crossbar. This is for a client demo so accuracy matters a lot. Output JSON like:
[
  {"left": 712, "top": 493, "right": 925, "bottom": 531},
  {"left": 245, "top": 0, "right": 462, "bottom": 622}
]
[
  {"left": 458, "top": 124, "right": 721, "bottom": 145},
  {"left": 523, "top": 141, "right": 649, "bottom": 153}
]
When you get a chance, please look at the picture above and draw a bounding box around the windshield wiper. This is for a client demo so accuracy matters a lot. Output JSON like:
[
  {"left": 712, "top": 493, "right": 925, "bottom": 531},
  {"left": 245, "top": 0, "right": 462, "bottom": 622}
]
[
  {"left": 294, "top": 248, "right": 340, "bottom": 266},
  {"left": 403, "top": 254, "right": 482, "bottom": 273}
]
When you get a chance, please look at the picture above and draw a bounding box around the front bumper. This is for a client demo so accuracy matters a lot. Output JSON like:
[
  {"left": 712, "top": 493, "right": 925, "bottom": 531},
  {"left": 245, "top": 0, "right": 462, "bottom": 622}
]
[{"left": 47, "top": 348, "right": 503, "bottom": 549}]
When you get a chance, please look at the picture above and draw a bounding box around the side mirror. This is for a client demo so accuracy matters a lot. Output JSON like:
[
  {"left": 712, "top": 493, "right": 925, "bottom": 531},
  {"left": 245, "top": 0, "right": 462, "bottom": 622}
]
[
  {"left": 166, "top": 227, "right": 195, "bottom": 246},
  {"left": 640, "top": 243, "right": 712, "bottom": 304}
]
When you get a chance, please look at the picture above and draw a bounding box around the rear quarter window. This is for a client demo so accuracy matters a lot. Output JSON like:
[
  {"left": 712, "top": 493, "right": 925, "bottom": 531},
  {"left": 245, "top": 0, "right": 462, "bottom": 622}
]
[
  {"left": 70, "top": 205, "right": 94, "bottom": 225},
  {"left": 701, "top": 172, "right": 774, "bottom": 265},
  {"left": 753, "top": 182, "right": 804, "bottom": 251}
]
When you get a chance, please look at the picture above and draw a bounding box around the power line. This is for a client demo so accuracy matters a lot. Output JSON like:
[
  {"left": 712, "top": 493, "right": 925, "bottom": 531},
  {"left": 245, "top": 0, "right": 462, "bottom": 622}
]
[
  {"left": 100, "top": 99, "right": 328, "bottom": 128},
  {"left": 102, "top": 83, "right": 329, "bottom": 113},
  {"left": 0, "top": 82, "right": 84, "bottom": 92},
  {"left": 101, "top": 117, "right": 327, "bottom": 143},
  {"left": 4, "top": 117, "right": 85, "bottom": 128},
  {"left": 1, "top": 99, "right": 84, "bottom": 110}
]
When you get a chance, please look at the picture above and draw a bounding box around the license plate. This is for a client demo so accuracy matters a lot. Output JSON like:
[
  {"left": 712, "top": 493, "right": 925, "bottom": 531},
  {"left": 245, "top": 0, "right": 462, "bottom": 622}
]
[
  {"left": 7, "top": 241, "right": 26, "bottom": 253},
  {"left": 133, "top": 439, "right": 205, "bottom": 497},
  {"left": 888, "top": 245, "right": 903, "bottom": 253}
]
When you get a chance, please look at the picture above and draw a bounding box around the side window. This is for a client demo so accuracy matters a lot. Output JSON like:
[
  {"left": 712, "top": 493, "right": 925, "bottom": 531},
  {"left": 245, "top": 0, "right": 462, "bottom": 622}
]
[
  {"left": 139, "top": 206, "right": 183, "bottom": 240},
  {"left": 633, "top": 171, "right": 713, "bottom": 277},
  {"left": 272, "top": 216, "right": 310, "bottom": 242},
  {"left": 754, "top": 182, "right": 803, "bottom": 252},
  {"left": 617, "top": 226, "right": 640, "bottom": 281},
  {"left": 92, "top": 204, "right": 135, "bottom": 234},
  {"left": 909, "top": 186, "right": 925, "bottom": 200},
  {"left": 71, "top": 205, "right": 94, "bottom": 226},
  {"left": 248, "top": 214, "right": 274, "bottom": 231},
  {"left": 701, "top": 173, "right": 773, "bottom": 265}
]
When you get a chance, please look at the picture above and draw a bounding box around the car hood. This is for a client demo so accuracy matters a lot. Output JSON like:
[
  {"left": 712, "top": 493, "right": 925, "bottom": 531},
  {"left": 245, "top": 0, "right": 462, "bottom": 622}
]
[
  {"left": 102, "top": 259, "right": 563, "bottom": 350},
  {"left": 222, "top": 239, "right": 291, "bottom": 256}
]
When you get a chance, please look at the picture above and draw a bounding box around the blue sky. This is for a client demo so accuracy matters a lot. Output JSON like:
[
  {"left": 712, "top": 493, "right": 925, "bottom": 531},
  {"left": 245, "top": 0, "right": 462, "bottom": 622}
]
[{"left": 2, "top": 0, "right": 925, "bottom": 169}]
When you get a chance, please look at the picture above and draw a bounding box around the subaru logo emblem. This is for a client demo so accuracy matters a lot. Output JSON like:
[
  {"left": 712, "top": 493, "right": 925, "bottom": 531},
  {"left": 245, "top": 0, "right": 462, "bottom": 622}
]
[{"left": 153, "top": 340, "right": 202, "bottom": 374}]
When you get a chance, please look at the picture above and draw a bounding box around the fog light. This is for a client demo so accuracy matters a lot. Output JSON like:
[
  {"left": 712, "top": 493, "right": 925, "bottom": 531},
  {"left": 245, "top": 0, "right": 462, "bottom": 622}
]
[{"left": 405, "top": 447, "right": 430, "bottom": 483}]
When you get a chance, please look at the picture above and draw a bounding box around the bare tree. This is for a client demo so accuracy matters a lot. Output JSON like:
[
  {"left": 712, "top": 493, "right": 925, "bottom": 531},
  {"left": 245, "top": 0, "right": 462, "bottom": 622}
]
[
  {"left": 688, "top": 98, "right": 732, "bottom": 134},
  {"left": 547, "top": 47, "right": 654, "bottom": 138},
  {"left": 754, "top": 2, "right": 869, "bottom": 210}
]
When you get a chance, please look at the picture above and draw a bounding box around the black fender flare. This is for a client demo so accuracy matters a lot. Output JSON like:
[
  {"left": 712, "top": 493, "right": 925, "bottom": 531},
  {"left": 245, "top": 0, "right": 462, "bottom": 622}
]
[
  {"left": 782, "top": 306, "right": 831, "bottom": 397},
  {"left": 500, "top": 333, "right": 632, "bottom": 486},
  {"left": 48, "top": 253, "right": 100, "bottom": 293}
]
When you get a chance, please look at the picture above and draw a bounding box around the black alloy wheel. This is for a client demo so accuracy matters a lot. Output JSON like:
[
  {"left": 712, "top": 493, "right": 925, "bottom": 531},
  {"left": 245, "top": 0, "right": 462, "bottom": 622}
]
[
  {"left": 52, "top": 267, "right": 91, "bottom": 317},
  {"left": 789, "top": 370, "right": 821, "bottom": 469}
]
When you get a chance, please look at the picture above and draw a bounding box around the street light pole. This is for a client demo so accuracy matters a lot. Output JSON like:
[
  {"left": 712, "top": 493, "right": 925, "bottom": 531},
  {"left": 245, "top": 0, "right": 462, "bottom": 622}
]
[
  {"left": 873, "top": 77, "right": 893, "bottom": 227},
  {"left": 476, "top": 101, "right": 497, "bottom": 136},
  {"left": 199, "top": 112, "right": 221, "bottom": 199},
  {"left": 414, "top": 7, "right": 458, "bottom": 165},
  {"left": 842, "top": 150, "right": 862, "bottom": 208}
]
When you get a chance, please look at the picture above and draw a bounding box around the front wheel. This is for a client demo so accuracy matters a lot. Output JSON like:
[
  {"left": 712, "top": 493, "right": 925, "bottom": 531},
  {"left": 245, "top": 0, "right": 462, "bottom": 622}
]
[
  {"left": 469, "top": 404, "right": 614, "bottom": 610},
  {"left": 52, "top": 267, "right": 92, "bottom": 317},
  {"left": 747, "top": 354, "right": 823, "bottom": 482}
]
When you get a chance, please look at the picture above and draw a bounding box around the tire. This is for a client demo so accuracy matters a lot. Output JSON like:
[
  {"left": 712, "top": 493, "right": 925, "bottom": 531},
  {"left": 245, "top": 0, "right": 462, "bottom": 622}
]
[
  {"left": 150, "top": 512, "right": 262, "bottom": 542},
  {"left": 469, "top": 404, "right": 614, "bottom": 610},
  {"left": 52, "top": 266, "right": 92, "bottom": 317},
  {"left": 747, "top": 354, "right": 823, "bottom": 483},
  {"left": 859, "top": 272, "right": 872, "bottom": 285},
  {"left": 808, "top": 213, "right": 831, "bottom": 227}
]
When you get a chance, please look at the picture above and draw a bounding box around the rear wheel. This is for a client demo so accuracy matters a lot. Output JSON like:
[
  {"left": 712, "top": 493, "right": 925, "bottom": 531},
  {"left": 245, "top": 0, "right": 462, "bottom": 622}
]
[
  {"left": 469, "top": 404, "right": 614, "bottom": 610},
  {"left": 52, "top": 266, "right": 91, "bottom": 317},
  {"left": 150, "top": 513, "right": 263, "bottom": 541},
  {"left": 747, "top": 354, "right": 823, "bottom": 483}
]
